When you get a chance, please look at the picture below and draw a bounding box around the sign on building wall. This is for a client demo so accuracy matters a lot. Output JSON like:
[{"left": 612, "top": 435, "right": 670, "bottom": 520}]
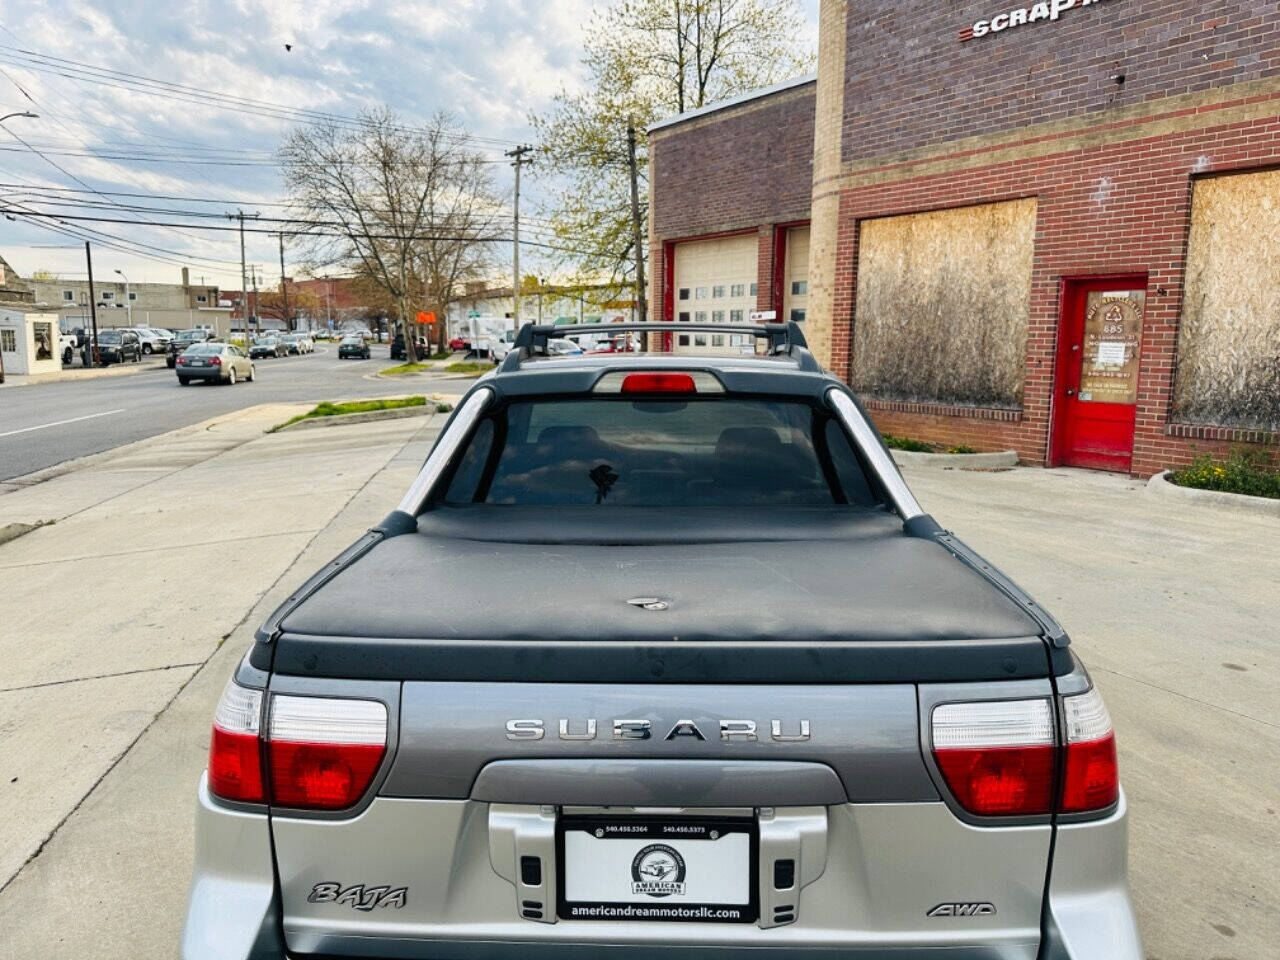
[
  {"left": 1077, "top": 292, "right": 1144, "bottom": 405},
  {"left": 960, "top": 0, "right": 1116, "bottom": 42}
]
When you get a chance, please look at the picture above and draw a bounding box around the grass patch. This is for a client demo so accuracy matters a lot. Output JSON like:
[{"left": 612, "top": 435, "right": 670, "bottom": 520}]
[
  {"left": 272, "top": 395, "right": 447, "bottom": 432},
  {"left": 881, "top": 433, "right": 935, "bottom": 453},
  {"left": 443, "top": 361, "right": 493, "bottom": 376},
  {"left": 381, "top": 362, "right": 433, "bottom": 376},
  {"left": 1169, "top": 451, "right": 1280, "bottom": 500},
  {"left": 881, "top": 434, "right": 978, "bottom": 455}
]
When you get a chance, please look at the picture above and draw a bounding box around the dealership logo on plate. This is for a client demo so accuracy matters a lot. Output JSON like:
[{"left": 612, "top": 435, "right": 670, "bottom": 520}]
[{"left": 631, "top": 843, "right": 687, "bottom": 897}]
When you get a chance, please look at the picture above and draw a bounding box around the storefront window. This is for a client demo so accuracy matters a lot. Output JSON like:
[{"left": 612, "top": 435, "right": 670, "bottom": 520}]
[{"left": 1, "top": 329, "right": 16, "bottom": 352}]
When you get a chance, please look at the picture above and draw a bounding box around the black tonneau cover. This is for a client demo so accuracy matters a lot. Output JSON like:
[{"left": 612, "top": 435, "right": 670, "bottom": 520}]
[{"left": 268, "top": 507, "right": 1059, "bottom": 683}]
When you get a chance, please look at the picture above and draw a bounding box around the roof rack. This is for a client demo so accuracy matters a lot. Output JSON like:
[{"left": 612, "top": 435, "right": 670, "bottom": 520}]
[{"left": 500, "top": 320, "right": 821, "bottom": 373}]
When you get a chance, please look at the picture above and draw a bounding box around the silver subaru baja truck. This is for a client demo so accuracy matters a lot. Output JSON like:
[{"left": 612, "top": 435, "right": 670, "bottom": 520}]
[{"left": 183, "top": 321, "right": 1142, "bottom": 960}]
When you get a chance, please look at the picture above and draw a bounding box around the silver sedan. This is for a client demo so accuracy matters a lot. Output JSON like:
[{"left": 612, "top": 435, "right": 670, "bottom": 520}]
[{"left": 175, "top": 343, "right": 256, "bottom": 385}]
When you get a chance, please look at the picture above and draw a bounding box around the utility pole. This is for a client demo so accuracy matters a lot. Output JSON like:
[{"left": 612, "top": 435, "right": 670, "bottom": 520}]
[
  {"left": 506, "top": 144, "right": 532, "bottom": 336},
  {"left": 227, "top": 210, "right": 259, "bottom": 343},
  {"left": 278, "top": 232, "right": 290, "bottom": 331},
  {"left": 85, "top": 241, "right": 99, "bottom": 367},
  {"left": 250, "top": 265, "right": 260, "bottom": 340},
  {"left": 627, "top": 121, "right": 649, "bottom": 350}
]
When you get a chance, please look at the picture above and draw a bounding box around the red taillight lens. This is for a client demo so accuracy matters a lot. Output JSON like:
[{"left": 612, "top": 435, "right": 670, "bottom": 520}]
[
  {"left": 209, "top": 356, "right": 222, "bottom": 365},
  {"left": 208, "top": 681, "right": 264, "bottom": 803},
  {"left": 621, "top": 372, "right": 696, "bottom": 394},
  {"left": 934, "top": 744, "right": 1056, "bottom": 815},
  {"left": 932, "top": 699, "right": 1056, "bottom": 816},
  {"left": 1060, "top": 688, "right": 1119, "bottom": 813},
  {"left": 932, "top": 689, "right": 1120, "bottom": 818},
  {"left": 266, "top": 695, "right": 387, "bottom": 810},
  {"left": 176, "top": 356, "right": 187, "bottom": 365}
]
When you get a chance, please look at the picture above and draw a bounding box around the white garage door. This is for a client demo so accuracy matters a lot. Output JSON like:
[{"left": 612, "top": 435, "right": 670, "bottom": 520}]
[
  {"left": 782, "top": 226, "right": 810, "bottom": 326},
  {"left": 672, "top": 235, "right": 758, "bottom": 355}
]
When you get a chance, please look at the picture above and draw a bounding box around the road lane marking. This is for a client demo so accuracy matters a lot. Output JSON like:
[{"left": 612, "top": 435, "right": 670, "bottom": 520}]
[{"left": 0, "top": 408, "right": 127, "bottom": 438}]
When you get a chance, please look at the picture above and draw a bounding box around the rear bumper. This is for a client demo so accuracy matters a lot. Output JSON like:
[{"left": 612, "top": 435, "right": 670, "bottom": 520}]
[
  {"left": 179, "top": 366, "right": 226, "bottom": 379},
  {"left": 183, "top": 781, "right": 1140, "bottom": 960}
]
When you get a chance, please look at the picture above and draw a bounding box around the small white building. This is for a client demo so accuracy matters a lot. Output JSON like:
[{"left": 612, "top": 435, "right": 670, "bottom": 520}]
[{"left": 0, "top": 309, "right": 62, "bottom": 376}]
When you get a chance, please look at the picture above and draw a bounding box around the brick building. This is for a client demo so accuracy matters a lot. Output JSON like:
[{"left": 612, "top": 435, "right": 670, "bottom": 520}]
[{"left": 649, "top": 0, "right": 1280, "bottom": 476}]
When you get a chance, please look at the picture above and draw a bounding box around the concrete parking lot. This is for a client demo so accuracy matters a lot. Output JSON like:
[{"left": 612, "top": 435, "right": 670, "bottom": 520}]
[{"left": 0, "top": 421, "right": 1275, "bottom": 958}]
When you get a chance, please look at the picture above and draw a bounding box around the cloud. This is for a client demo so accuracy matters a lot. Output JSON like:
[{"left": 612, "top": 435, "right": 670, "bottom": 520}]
[{"left": 0, "top": 0, "right": 817, "bottom": 285}]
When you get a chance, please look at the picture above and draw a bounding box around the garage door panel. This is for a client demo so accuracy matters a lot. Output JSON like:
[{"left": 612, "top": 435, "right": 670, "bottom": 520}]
[{"left": 673, "top": 235, "right": 757, "bottom": 354}]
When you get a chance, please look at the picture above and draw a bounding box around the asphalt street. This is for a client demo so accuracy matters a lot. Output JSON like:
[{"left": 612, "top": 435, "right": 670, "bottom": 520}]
[{"left": 0, "top": 346, "right": 460, "bottom": 480}]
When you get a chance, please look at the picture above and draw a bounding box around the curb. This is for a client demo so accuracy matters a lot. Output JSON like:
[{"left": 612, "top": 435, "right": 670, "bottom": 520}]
[
  {"left": 1144, "top": 470, "right": 1280, "bottom": 518},
  {"left": 276, "top": 405, "right": 442, "bottom": 432},
  {"left": 891, "top": 448, "right": 1019, "bottom": 470}
]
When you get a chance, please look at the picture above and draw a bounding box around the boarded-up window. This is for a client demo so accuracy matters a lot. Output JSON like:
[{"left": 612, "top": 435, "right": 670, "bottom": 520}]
[
  {"left": 851, "top": 199, "right": 1036, "bottom": 408},
  {"left": 1174, "top": 170, "right": 1280, "bottom": 430}
]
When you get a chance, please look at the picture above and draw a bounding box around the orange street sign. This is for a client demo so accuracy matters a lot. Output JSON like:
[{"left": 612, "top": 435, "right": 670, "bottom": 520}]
[{"left": 416, "top": 311, "right": 436, "bottom": 326}]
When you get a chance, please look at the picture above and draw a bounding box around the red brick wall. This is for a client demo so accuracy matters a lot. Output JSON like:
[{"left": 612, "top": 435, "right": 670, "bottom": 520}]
[
  {"left": 651, "top": 84, "right": 816, "bottom": 243},
  {"left": 842, "top": 0, "right": 1280, "bottom": 165},
  {"left": 832, "top": 90, "right": 1280, "bottom": 475}
]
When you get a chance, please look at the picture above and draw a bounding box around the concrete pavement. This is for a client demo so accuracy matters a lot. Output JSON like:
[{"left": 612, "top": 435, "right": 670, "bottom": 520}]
[
  {"left": 902, "top": 464, "right": 1279, "bottom": 959},
  {"left": 0, "top": 432, "right": 1275, "bottom": 958},
  {"left": 0, "top": 404, "right": 449, "bottom": 960}
]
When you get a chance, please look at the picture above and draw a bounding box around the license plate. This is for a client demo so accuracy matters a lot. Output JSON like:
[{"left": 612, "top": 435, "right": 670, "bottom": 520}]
[
  {"left": 193, "top": 360, "right": 206, "bottom": 366},
  {"left": 557, "top": 815, "right": 757, "bottom": 923}
]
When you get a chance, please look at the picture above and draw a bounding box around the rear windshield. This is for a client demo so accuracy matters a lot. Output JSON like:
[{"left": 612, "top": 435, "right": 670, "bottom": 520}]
[
  {"left": 441, "top": 398, "right": 879, "bottom": 507},
  {"left": 186, "top": 344, "right": 222, "bottom": 355}
]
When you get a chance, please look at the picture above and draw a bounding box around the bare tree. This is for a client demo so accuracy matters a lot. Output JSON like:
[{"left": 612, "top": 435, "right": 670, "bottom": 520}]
[
  {"left": 278, "top": 108, "right": 499, "bottom": 362},
  {"left": 532, "top": 0, "right": 814, "bottom": 289}
]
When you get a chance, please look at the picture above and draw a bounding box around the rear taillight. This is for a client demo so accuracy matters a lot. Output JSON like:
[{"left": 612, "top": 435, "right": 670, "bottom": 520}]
[
  {"left": 176, "top": 356, "right": 187, "bottom": 365},
  {"left": 207, "top": 686, "right": 387, "bottom": 811},
  {"left": 932, "top": 699, "right": 1055, "bottom": 816},
  {"left": 931, "top": 689, "right": 1120, "bottom": 818},
  {"left": 209, "top": 356, "right": 222, "bottom": 365},
  {"left": 267, "top": 695, "right": 387, "bottom": 810},
  {"left": 208, "top": 681, "right": 265, "bottom": 803},
  {"left": 1060, "top": 688, "right": 1119, "bottom": 813}
]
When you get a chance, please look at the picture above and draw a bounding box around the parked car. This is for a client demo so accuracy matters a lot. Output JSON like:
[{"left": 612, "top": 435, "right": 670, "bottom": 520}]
[
  {"left": 185, "top": 320, "right": 1137, "bottom": 960},
  {"left": 167, "top": 329, "right": 216, "bottom": 368},
  {"left": 448, "top": 336, "right": 469, "bottom": 352},
  {"left": 175, "top": 343, "right": 254, "bottom": 385},
  {"left": 338, "top": 335, "right": 371, "bottom": 359},
  {"left": 589, "top": 333, "right": 639, "bottom": 353},
  {"left": 59, "top": 331, "right": 77, "bottom": 365},
  {"left": 287, "top": 333, "right": 315, "bottom": 354},
  {"left": 547, "top": 338, "right": 585, "bottom": 357},
  {"left": 249, "top": 337, "right": 287, "bottom": 359},
  {"left": 83, "top": 328, "right": 142, "bottom": 365},
  {"left": 132, "top": 327, "right": 173, "bottom": 355}
]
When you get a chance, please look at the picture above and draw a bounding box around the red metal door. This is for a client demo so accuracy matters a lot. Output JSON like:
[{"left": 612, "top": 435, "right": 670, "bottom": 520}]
[{"left": 1050, "top": 276, "right": 1147, "bottom": 472}]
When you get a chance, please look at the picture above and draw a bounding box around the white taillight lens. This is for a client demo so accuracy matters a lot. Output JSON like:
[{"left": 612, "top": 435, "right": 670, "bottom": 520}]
[
  {"left": 1060, "top": 687, "right": 1119, "bottom": 813},
  {"left": 208, "top": 681, "right": 264, "bottom": 803},
  {"left": 932, "top": 699, "right": 1055, "bottom": 816},
  {"left": 267, "top": 696, "right": 387, "bottom": 810}
]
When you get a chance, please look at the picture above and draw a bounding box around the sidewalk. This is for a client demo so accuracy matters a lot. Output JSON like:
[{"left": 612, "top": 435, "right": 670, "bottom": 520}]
[
  {"left": 0, "top": 406, "right": 448, "bottom": 958},
  {"left": 0, "top": 356, "right": 167, "bottom": 388}
]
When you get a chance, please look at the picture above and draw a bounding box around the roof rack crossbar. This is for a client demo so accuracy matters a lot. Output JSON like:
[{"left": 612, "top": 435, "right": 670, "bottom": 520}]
[{"left": 503, "top": 320, "right": 820, "bottom": 373}]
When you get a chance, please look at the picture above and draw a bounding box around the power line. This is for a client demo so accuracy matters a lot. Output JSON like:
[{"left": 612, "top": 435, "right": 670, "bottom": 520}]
[
  {"left": 0, "top": 206, "right": 630, "bottom": 261},
  {"left": 0, "top": 44, "right": 523, "bottom": 149}
]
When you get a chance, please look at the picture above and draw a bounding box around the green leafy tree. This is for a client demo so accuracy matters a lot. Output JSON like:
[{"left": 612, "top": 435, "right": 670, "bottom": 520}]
[{"left": 531, "top": 0, "right": 814, "bottom": 293}]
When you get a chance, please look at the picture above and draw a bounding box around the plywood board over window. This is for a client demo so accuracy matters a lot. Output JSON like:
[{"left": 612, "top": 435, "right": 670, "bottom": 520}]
[
  {"left": 1174, "top": 169, "right": 1280, "bottom": 431},
  {"left": 851, "top": 198, "right": 1037, "bottom": 408}
]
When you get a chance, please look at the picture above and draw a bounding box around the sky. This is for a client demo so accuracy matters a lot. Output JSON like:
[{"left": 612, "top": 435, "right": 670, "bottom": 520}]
[{"left": 0, "top": 0, "right": 819, "bottom": 292}]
